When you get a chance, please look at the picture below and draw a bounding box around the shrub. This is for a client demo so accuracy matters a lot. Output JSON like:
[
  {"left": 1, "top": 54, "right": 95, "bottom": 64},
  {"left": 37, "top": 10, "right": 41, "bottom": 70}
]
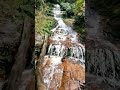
[
  {"left": 35, "top": 13, "right": 56, "bottom": 35},
  {"left": 60, "top": 2, "right": 75, "bottom": 18}
]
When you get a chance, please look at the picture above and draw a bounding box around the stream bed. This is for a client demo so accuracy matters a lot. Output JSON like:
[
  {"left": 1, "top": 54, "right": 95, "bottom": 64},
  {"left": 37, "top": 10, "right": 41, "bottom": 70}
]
[{"left": 42, "top": 4, "right": 85, "bottom": 90}]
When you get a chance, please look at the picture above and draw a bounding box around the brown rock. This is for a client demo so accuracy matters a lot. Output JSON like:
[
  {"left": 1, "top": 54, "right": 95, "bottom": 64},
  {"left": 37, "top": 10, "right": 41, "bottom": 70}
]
[{"left": 42, "top": 57, "right": 85, "bottom": 90}]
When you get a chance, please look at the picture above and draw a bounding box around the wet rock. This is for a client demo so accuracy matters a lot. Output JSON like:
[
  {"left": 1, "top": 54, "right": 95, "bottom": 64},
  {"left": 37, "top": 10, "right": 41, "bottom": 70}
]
[
  {"left": 59, "top": 59, "right": 85, "bottom": 90},
  {"left": 42, "top": 4, "right": 85, "bottom": 90},
  {"left": 35, "top": 33, "right": 44, "bottom": 48},
  {"left": 42, "top": 57, "right": 85, "bottom": 90}
]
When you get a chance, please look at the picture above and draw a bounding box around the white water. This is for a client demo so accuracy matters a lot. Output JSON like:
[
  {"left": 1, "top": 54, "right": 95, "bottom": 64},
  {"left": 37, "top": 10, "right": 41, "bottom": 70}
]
[
  {"left": 49, "top": 4, "right": 85, "bottom": 62},
  {"left": 43, "top": 4, "right": 85, "bottom": 90}
]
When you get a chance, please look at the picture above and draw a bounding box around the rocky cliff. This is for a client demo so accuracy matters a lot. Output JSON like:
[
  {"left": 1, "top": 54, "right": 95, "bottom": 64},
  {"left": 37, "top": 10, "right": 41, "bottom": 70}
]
[
  {"left": 0, "top": 1, "right": 35, "bottom": 90},
  {"left": 85, "top": 0, "right": 120, "bottom": 89}
]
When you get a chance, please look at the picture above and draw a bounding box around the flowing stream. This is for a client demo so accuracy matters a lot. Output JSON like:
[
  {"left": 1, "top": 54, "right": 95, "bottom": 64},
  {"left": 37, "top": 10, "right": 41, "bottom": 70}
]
[{"left": 43, "top": 4, "right": 85, "bottom": 90}]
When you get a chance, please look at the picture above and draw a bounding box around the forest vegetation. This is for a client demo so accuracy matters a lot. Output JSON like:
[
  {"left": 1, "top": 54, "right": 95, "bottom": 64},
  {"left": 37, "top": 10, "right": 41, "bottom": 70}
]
[{"left": 35, "top": 0, "right": 85, "bottom": 42}]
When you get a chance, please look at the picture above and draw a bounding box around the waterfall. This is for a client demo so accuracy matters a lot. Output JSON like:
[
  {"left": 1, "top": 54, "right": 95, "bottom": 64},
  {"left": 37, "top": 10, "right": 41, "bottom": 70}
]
[
  {"left": 48, "top": 3, "right": 85, "bottom": 66},
  {"left": 43, "top": 4, "right": 85, "bottom": 90}
]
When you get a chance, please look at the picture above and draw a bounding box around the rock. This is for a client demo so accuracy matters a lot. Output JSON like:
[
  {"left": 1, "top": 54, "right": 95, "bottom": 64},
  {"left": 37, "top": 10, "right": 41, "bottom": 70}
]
[
  {"left": 42, "top": 57, "right": 85, "bottom": 90},
  {"left": 35, "top": 33, "right": 44, "bottom": 48},
  {"left": 19, "top": 69, "right": 35, "bottom": 90},
  {"left": 85, "top": 0, "right": 120, "bottom": 89},
  {"left": 0, "top": 20, "right": 22, "bottom": 89},
  {"left": 41, "top": 4, "right": 85, "bottom": 90}
]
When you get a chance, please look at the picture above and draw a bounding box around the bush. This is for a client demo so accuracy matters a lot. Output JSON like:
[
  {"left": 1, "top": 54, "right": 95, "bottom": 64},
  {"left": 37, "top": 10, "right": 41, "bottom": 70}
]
[
  {"left": 60, "top": 2, "right": 75, "bottom": 18},
  {"left": 45, "top": 3, "right": 54, "bottom": 16},
  {"left": 35, "top": 13, "right": 56, "bottom": 35},
  {"left": 74, "top": 15, "right": 84, "bottom": 26},
  {"left": 46, "top": 0, "right": 65, "bottom": 4},
  {"left": 75, "top": 0, "right": 85, "bottom": 14},
  {"left": 36, "top": 0, "right": 42, "bottom": 10}
]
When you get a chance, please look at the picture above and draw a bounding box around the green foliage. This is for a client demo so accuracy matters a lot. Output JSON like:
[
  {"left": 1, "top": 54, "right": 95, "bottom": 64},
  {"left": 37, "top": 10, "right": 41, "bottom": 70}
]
[
  {"left": 36, "top": 0, "right": 42, "bottom": 10},
  {"left": 60, "top": 2, "right": 75, "bottom": 18},
  {"left": 60, "top": 0, "right": 85, "bottom": 18},
  {"left": 35, "top": 2, "right": 56, "bottom": 35},
  {"left": 60, "top": 2, "right": 72, "bottom": 11},
  {"left": 35, "top": 12, "right": 55, "bottom": 35},
  {"left": 65, "top": 0, "right": 76, "bottom": 3},
  {"left": 35, "top": 0, "right": 85, "bottom": 42},
  {"left": 73, "top": 0, "right": 85, "bottom": 43},
  {"left": 45, "top": 3, "right": 54, "bottom": 16},
  {"left": 74, "top": 15, "right": 84, "bottom": 25},
  {"left": 73, "top": 0, "right": 85, "bottom": 27},
  {"left": 46, "top": 0, "right": 76, "bottom": 4},
  {"left": 75, "top": 0, "right": 85, "bottom": 15},
  {"left": 46, "top": 0, "right": 65, "bottom": 4}
]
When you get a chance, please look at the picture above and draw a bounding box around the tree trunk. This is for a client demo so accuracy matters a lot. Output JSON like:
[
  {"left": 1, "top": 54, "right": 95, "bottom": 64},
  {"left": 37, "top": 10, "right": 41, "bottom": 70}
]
[
  {"left": 35, "top": 34, "right": 48, "bottom": 90},
  {"left": 5, "top": 16, "right": 32, "bottom": 90}
]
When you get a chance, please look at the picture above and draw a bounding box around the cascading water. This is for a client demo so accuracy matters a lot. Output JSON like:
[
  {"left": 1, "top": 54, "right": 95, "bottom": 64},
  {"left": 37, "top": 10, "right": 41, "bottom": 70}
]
[
  {"left": 50, "top": 4, "right": 85, "bottom": 62},
  {"left": 43, "top": 4, "right": 85, "bottom": 90}
]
